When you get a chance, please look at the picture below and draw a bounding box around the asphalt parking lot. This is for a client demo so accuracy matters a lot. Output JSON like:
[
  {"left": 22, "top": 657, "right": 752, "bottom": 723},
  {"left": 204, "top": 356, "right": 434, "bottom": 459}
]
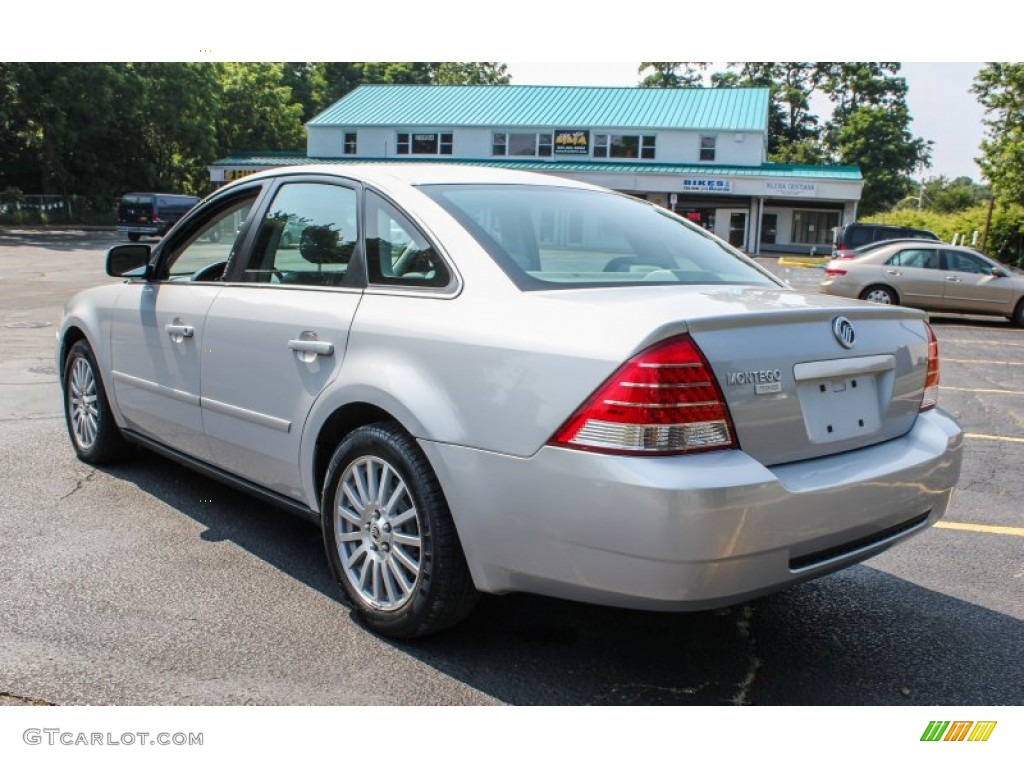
[{"left": 0, "top": 230, "right": 1021, "bottom": 706}]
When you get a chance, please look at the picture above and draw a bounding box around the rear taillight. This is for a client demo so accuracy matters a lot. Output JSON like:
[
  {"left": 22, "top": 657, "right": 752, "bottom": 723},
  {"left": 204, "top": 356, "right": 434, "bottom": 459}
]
[
  {"left": 921, "top": 323, "right": 939, "bottom": 411},
  {"left": 549, "top": 335, "right": 736, "bottom": 455},
  {"left": 824, "top": 267, "right": 848, "bottom": 276}
]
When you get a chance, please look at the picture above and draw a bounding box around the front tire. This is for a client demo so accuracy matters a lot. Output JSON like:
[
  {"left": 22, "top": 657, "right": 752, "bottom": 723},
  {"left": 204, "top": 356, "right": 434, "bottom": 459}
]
[
  {"left": 321, "top": 423, "right": 478, "bottom": 638},
  {"left": 1013, "top": 298, "right": 1024, "bottom": 328},
  {"left": 859, "top": 285, "right": 898, "bottom": 305},
  {"left": 127, "top": 233, "right": 141, "bottom": 242},
  {"left": 63, "top": 339, "right": 129, "bottom": 464}
]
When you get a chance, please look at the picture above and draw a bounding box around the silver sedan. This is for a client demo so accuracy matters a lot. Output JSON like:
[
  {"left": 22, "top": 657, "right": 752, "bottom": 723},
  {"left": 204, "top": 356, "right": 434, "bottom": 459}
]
[
  {"left": 58, "top": 165, "right": 963, "bottom": 637},
  {"left": 820, "top": 240, "right": 1024, "bottom": 325}
]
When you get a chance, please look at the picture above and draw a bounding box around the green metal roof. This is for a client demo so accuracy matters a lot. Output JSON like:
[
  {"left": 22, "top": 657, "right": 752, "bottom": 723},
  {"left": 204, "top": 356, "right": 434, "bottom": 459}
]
[
  {"left": 212, "top": 154, "right": 862, "bottom": 181},
  {"left": 307, "top": 85, "right": 770, "bottom": 132}
]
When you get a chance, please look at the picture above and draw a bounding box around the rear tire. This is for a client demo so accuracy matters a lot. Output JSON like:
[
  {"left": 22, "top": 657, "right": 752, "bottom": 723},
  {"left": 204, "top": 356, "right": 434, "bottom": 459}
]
[
  {"left": 859, "top": 285, "right": 898, "bottom": 305},
  {"left": 63, "top": 339, "right": 129, "bottom": 464},
  {"left": 321, "top": 422, "right": 478, "bottom": 638},
  {"left": 1013, "top": 299, "right": 1024, "bottom": 328}
]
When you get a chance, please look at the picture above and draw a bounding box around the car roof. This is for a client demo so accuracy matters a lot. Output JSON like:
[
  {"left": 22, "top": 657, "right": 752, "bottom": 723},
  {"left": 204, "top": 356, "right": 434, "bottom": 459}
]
[{"left": 218, "top": 163, "right": 603, "bottom": 194}]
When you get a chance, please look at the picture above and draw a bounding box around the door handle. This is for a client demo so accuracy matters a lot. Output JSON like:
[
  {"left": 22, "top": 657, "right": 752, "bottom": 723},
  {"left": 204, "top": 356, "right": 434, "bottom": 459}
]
[
  {"left": 165, "top": 323, "right": 194, "bottom": 338},
  {"left": 885, "top": 269, "right": 901, "bottom": 275},
  {"left": 288, "top": 339, "right": 334, "bottom": 356},
  {"left": 945, "top": 275, "right": 961, "bottom": 282}
]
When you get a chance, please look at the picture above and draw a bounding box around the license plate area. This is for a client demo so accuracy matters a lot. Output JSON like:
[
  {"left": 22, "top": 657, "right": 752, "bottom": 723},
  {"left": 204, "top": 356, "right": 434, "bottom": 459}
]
[
  {"left": 793, "top": 355, "right": 896, "bottom": 444},
  {"left": 796, "top": 375, "right": 881, "bottom": 443}
]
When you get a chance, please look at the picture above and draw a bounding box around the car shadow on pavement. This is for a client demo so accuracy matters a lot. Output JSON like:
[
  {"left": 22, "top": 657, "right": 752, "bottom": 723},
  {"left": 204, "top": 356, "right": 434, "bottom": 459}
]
[{"left": 105, "top": 452, "right": 1023, "bottom": 707}]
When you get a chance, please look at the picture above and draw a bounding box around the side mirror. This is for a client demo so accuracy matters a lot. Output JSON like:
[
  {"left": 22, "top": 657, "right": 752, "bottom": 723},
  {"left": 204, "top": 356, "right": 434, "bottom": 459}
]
[
  {"left": 991, "top": 266, "right": 1008, "bottom": 278},
  {"left": 106, "top": 244, "right": 151, "bottom": 278}
]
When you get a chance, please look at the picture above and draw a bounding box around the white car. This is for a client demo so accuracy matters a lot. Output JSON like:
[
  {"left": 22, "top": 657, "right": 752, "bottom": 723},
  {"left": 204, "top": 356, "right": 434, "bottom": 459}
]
[{"left": 59, "top": 165, "right": 963, "bottom": 637}]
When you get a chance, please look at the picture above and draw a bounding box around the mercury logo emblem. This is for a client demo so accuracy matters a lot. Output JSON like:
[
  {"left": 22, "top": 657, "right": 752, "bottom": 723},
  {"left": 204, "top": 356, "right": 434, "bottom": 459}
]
[{"left": 832, "top": 316, "right": 856, "bottom": 349}]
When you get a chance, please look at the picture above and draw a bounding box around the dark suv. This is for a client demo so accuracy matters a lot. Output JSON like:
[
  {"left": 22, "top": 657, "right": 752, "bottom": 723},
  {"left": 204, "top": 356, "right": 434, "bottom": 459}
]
[
  {"left": 117, "top": 192, "right": 199, "bottom": 242},
  {"left": 833, "top": 222, "right": 940, "bottom": 258}
]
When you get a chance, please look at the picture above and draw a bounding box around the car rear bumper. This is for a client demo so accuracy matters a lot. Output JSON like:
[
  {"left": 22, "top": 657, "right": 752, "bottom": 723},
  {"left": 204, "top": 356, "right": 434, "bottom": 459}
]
[{"left": 420, "top": 408, "right": 963, "bottom": 610}]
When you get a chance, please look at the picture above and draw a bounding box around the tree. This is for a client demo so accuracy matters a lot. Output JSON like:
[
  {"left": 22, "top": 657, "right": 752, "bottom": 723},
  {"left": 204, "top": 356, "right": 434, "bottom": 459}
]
[
  {"left": 638, "top": 63, "right": 707, "bottom": 88},
  {"left": 711, "top": 63, "right": 823, "bottom": 161},
  {"left": 431, "top": 62, "right": 510, "bottom": 85},
  {"left": 817, "top": 63, "right": 931, "bottom": 215},
  {"left": 831, "top": 104, "right": 931, "bottom": 214},
  {"left": 216, "top": 63, "right": 305, "bottom": 154},
  {"left": 973, "top": 62, "right": 1024, "bottom": 204}
]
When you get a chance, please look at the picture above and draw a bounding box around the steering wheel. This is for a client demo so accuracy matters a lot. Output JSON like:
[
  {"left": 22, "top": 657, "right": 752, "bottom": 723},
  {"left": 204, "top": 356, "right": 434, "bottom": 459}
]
[{"left": 191, "top": 261, "right": 228, "bottom": 282}]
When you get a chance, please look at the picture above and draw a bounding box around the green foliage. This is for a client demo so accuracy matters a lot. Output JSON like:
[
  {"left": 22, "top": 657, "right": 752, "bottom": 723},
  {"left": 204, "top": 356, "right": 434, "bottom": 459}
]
[
  {"left": 706, "top": 62, "right": 931, "bottom": 215},
  {"left": 973, "top": 62, "right": 1024, "bottom": 204},
  {"left": 432, "top": 62, "right": 510, "bottom": 85},
  {"left": 864, "top": 202, "right": 1024, "bottom": 266},
  {"left": 638, "top": 63, "right": 707, "bottom": 88},
  {"left": 910, "top": 176, "right": 990, "bottom": 214},
  {"left": 0, "top": 61, "right": 510, "bottom": 220}
]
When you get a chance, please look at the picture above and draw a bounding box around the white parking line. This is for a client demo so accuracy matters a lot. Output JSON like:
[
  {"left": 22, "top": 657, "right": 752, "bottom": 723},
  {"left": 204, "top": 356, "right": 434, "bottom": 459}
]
[
  {"left": 939, "top": 338, "right": 1024, "bottom": 348},
  {"left": 943, "top": 358, "right": 1024, "bottom": 366},
  {"left": 964, "top": 433, "right": 1024, "bottom": 444},
  {"left": 941, "top": 386, "right": 1024, "bottom": 395}
]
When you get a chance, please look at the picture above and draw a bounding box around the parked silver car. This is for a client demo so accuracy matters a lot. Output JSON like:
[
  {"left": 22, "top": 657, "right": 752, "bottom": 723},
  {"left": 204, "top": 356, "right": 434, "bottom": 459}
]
[
  {"left": 820, "top": 241, "right": 1024, "bottom": 325},
  {"left": 59, "top": 165, "right": 963, "bottom": 637}
]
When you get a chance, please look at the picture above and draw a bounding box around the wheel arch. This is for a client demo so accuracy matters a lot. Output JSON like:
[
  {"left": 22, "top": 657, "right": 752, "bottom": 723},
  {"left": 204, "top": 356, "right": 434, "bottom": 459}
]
[{"left": 310, "top": 401, "right": 403, "bottom": 511}]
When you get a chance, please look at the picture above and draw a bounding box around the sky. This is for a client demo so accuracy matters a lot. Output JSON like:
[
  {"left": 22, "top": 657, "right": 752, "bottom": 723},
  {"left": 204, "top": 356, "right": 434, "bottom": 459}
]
[
  {"left": 8, "top": 2, "right": 1007, "bottom": 184},
  {"left": 506, "top": 62, "right": 988, "bottom": 182}
]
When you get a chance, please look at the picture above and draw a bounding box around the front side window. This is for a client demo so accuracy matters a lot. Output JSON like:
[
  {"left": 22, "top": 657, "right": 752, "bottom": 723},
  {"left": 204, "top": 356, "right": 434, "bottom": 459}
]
[
  {"left": 396, "top": 132, "right": 453, "bottom": 155},
  {"left": 365, "top": 191, "right": 449, "bottom": 288},
  {"left": 242, "top": 182, "right": 358, "bottom": 287},
  {"left": 593, "top": 134, "right": 656, "bottom": 160},
  {"left": 161, "top": 195, "right": 256, "bottom": 280},
  {"left": 700, "top": 136, "right": 716, "bottom": 162},
  {"left": 421, "top": 184, "right": 778, "bottom": 290},
  {"left": 943, "top": 250, "right": 991, "bottom": 274}
]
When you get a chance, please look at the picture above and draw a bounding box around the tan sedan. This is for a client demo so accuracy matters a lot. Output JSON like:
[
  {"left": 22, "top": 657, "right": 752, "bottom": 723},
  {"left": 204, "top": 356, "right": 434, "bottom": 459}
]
[{"left": 820, "top": 241, "right": 1024, "bottom": 326}]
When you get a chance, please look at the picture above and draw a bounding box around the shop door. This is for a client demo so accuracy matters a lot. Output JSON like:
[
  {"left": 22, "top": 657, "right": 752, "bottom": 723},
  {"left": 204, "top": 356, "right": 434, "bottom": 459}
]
[{"left": 728, "top": 212, "right": 748, "bottom": 249}]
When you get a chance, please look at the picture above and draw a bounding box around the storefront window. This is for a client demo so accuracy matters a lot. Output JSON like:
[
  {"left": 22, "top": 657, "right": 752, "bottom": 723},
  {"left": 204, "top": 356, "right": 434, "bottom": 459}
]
[
  {"left": 761, "top": 213, "right": 777, "bottom": 245},
  {"left": 397, "top": 132, "right": 453, "bottom": 155},
  {"left": 792, "top": 210, "right": 840, "bottom": 245},
  {"left": 593, "top": 134, "right": 656, "bottom": 160},
  {"left": 492, "top": 132, "right": 554, "bottom": 157}
]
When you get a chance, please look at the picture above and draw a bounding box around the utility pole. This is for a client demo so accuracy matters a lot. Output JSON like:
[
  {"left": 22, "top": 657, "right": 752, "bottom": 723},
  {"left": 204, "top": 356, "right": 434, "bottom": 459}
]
[{"left": 981, "top": 194, "right": 995, "bottom": 253}]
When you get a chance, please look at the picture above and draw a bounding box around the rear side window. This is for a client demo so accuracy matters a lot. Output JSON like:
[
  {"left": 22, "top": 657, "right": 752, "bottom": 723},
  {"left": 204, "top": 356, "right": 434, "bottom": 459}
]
[
  {"left": 887, "top": 248, "right": 938, "bottom": 269},
  {"left": 421, "top": 184, "right": 776, "bottom": 290},
  {"left": 365, "top": 191, "right": 450, "bottom": 288},
  {"left": 847, "top": 228, "right": 872, "bottom": 247}
]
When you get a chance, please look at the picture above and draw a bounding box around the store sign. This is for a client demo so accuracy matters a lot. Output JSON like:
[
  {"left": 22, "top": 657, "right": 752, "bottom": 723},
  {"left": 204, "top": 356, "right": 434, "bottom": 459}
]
[
  {"left": 681, "top": 178, "right": 732, "bottom": 193},
  {"left": 554, "top": 130, "right": 589, "bottom": 155},
  {"left": 765, "top": 180, "right": 817, "bottom": 197}
]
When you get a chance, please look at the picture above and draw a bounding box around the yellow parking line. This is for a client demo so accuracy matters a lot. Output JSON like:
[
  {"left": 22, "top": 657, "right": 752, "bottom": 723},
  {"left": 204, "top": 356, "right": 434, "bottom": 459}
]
[
  {"left": 941, "top": 386, "right": 1024, "bottom": 395},
  {"left": 943, "top": 358, "right": 1024, "bottom": 365},
  {"left": 936, "top": 521, "right": 1024, "bottom": 537},
  {"left": 964, "top": 432, "right": 1024, "bottom": 443}
]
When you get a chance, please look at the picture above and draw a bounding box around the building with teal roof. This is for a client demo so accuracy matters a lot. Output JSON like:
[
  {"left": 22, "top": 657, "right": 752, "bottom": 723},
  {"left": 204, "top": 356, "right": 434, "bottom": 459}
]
[{"left": 210, "top": 84, "right": 864, "bottom": 255}]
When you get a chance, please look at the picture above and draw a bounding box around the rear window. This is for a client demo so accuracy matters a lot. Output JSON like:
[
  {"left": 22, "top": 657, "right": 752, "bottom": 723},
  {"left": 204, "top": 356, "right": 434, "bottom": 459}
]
[
  {"left": 420, "top": 184, "right": 777, "bottom": 290},
  {"left": 120, "top": 195, "right": 153, "bottom": 205}
]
